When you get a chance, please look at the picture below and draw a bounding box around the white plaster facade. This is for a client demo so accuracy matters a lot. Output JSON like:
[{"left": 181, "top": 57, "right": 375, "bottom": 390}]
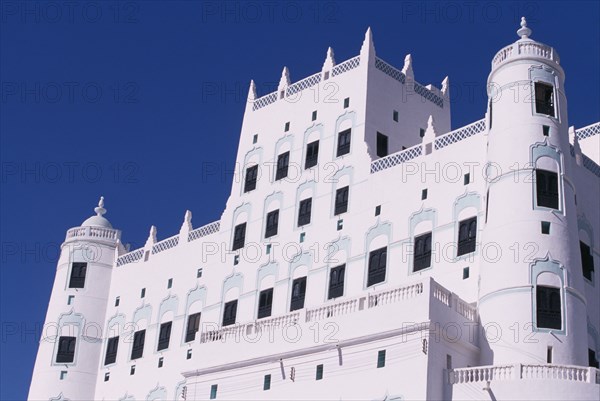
[{"left": 29, "top": 20, "right": 600, "bottom": 401}]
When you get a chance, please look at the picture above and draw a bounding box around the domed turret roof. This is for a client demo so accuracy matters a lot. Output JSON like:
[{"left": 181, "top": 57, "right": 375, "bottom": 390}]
[{"left": 81, "top": 196, "right": 113, "bottom": 228}]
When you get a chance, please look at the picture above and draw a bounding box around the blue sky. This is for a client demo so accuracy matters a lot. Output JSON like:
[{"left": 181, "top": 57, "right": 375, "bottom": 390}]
[{"left": 1, "top": 1, "right": 599, "bottom": 399}]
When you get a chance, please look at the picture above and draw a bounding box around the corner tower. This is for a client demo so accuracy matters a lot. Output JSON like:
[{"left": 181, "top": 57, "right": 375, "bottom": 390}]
[
  {"left": 478, "top": 18, "right": 588, "bottom": 367},
  {"left": 29, "top": 198, "right": 121, "bottom": 401}
]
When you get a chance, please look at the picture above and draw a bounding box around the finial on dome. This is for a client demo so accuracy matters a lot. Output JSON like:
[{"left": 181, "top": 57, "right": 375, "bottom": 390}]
[
  {"left": 94, "top": 196, "right": 107, "bottom": 217},
  {"left": 517, "top": 17, "right": 532, "bottom": 39}
]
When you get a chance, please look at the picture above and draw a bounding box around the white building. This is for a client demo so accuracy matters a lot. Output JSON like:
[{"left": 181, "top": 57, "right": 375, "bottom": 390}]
[{"left": 29, "top": 19, "right": 600, "bottom": 401}]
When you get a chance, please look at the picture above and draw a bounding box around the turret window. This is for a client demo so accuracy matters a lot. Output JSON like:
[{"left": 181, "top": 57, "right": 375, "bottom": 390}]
[
  {"left": 414, "top": 233, "right": 432, "bottom": 271},
  {"left": 157, "top": 322, "right": 172, "bottom": 351},
  {"left": 275, "top": 151, "right": 289, "bottom": 181},
  {"left": 265, "top": 210, "right": 279, "bottom": 238},
  {"left": 457, "top": 217, "right": 477, "bottom": 256},
  {"left": 305, "top": 140, "right": 319, "bottom": 169},
  {"left": 222, "top": 300, "right": 238, "bottom": 327},
  {"left": 232, "top": 223, "right": 246, "bottom": 250},
  {"left": 257, "top": 288, "right": 273, "bottom": 319},
  {"left": 68, "top": 262, "right": 87, "bottom": 289},
  {"left": 536, "top": 169, "right": 559, "bottom": 209},
  {"left": 244, "top": 165, "right": 258, "bottom": 192},
  {"left": 377, "top": 132, "right": 388, "bottom": 157},
  {"left": 328, "top": 264, "right": 346, "bottom": 299},
  {"left": 367, "top": 247, "right": 387, "bottom": 286},
  {"left": 131, "top": 330, "right": 145, "bottom": 360},
  {"left": 185, "top": 312, "right": 201, "bottom": 343},
  {"left": 535, "top": 82, "right": 555, "bottom": 117},
  {"left": 290, "top": 277, "right": 307, "bottom": 311},
  {"left": 337, "top": 129, "right": 351, "bottom": 156},
  {"left": 298, "top": 198, "right": 312, "bottom": 226},
  {"left": 580, "top": 241, "right": 594, "bottom": 281},
  {"left": 335, "top": 186, "right": 349, "bottom": 215},
  {"left": 104, "top": 336, "right": 119, "bottom": 365},
  {"left": 536, "top": 285, "right": 561, "bottom": 330},
  {"left": 56, "top": 336, "right": 76, "bottom": 363}
]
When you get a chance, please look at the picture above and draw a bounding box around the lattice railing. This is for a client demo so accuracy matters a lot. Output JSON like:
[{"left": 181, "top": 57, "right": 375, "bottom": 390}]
[
  {"left": 116, "top": 248, "right": 145, "bottom": 267},
  {"left": 332, "top": 56, "right": 360, "bottom": 77},
  {"left": 576, "top": 122, "right": 600, "bottom": 140},
  {"left": 414, "top": 82, "right": 444, "bottom": 108},
  {"left": 434, "top": 119, "right": 486, "bottom": 150},
  {"left": 152, "top": 235, "right": 180, "bottom": 255},
  {"left": 375, "top": 57, "right": 406, "bottom": 84},
  {"left": 582, "top": 155, "right": 600, "bottom": 178},
  {"left": 370, "top": 145, "right": 422, "bottom": 173},
  {"left": 286, "top": 72, "right": 321, "bottom": 97},
  {"left": 188, "top": 221, "right": 221, "bottom": 242},
  {"left": 252, "top": 91, "right": 278, "bottom": 111}
]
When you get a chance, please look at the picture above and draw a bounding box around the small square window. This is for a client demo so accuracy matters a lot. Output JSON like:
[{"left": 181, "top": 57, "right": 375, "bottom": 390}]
[
  {"left": 158, "top": 357, "right": 164, "bottom": 368},
  {"left": 114, "top": 296, "right": 119, "bottom": 307},
  {"left": 60, "top": 371, "right": 67, "bottom": 380},
  {"left": 140, "top": 288, "right": 146, "bottom": 298},
  {"left": 463, "top": 267, "right": 470, "bottom": 279},
  {"left": 104, "top": 372, "right": 110, "bottom": 382},
  {"left": 541, "top": 221, "right": 551, "bottom": 234},
  {"left": 543, "top": 125, "right": 550, "bottom": 136},
  {"left": 337, "top": 220, "right": 343, "bottom": 231},
  {"left": 316, "top": 364, "right": 324, "bottom": 380},
  {"left": 421, "top": 189, "right": 428, "bottom": 200},
  {"left": 419, "top": 128, "right": 425, "bottom": 138},
  {"left": 130, "top": 365, "right": 136, "bottom": 375},
  {"left": 167, "top": 278, "right": 173, "bottom": 289},
  {"left": 284, "top": 122, "right": 290, "bottom": 132},
  {"left": 375, "top": 206, "right": 381, "bottom": 216},
  {"left": 67, "top": 295, "right": 74, "bottom": 305},
  {"left": 300, "top": 232, "right": 305, "bottom": 243},
  {"left": 464, "top": 173, "right": 470, "bottom": 185},
  {"left": 312, "top": 110, "right": 317, "bottom": 121},
  {"left": 197, "top": 268, "right": 203, "bottom": 278},
  {"left": 377, "top": 350, "right": 386, "bottom": 368},
  {"left": 187, "top": 349, "right": 192, "bottom": 360},
  {"left": 343, "top": 97, "right": 350, "bottom": 108},
  {"left": 253, "top": 134, "right": 258, "bottom": 144},
  {"left": 393, "top": 110, "right": 399, "bottom": 122},
  {"left": 234, "top": 255, "right": 239, "bottom": 266}
]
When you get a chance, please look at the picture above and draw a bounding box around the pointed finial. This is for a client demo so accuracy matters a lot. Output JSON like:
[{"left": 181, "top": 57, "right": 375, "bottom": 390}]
[
  {"left": 441, "top": 76, "right": 450, "bottom": 97},
  {"left": 278, "top": 66, "right": 290, "bottom": 90},
  {"left": 423, "top": 115, "right": 437, "bottom": 142},
  {"left": 322, "top": 47, "right": 336, "bottom": 71},
  {"left": 146, "top": 225, "right": 157, "bottom": 247},
  {"left": 94, "top": 196, "right": 106, "bottom": 216},
  {"left": 517, "top": 17, "right": 532, "bottom": 39},
  {"left": 402, "top": 54, "right": 414, "bottom": 82},
  {"left": 180, "top": 210, "right": 193, "bottom": 234},
  {"left": 360, "top": 27, "right": 376, "bottom": 61},
  {"left": 247, "top": 80, "right": 257, "bottom": 101}
]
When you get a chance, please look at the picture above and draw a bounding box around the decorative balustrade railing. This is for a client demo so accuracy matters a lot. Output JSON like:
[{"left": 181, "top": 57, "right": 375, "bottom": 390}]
[
  {"left": 432, "top": 281, "right": 477, "bottom": 322},
  {"left": 450, "top": 364, "right": 599, "bottom": 384},
  {"left": 454, "top": 297, "right": 477, "bottom": 322},
  {"left": 434, "top": 119, "right": 486, "bottom": 150},
  {"left": 286, "top": 73, "right": 321, "bottom": 97},
  {"left": 368, "top": 282, "right": 424, "bottom": 308},
  {"left": 431, "top": 281, "right": 451, "bottom": 306},
  {"left": 306, "top": 299, "right": 358, "bottom": 322},
  {"left": 188, "top": 220, "right": 221, "bottom": 242},
  {"left": 200, "top": 324, "right": 246, "bottom": 344},
  {"left": 331, "top": 56, "right": 360, "bottom": 76},
  {"left": 116, "top": 248, "right": 145, "bottom": 267},
  {"left": 370, "top": 145, "right": 422, "bottom": 173},
  {"left": 256, "top": 312, "right": 300, "bottom": 329},
  {"left": 65, "top": 226, "right": 120, "bottom": 241},
  {"left": 152, "top": 235, "right": 180, "bottom": 255},
  {"left": 576, "top": 122, "right": 599, "bottom": 140},
  {"left": 492, "top": 42, "right": 559, "bottom": 68}
]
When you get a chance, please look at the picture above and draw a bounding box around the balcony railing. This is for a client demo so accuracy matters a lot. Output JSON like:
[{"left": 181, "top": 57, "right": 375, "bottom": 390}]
[{"left": 449, "top": 364, "right": 599, "bottom": 385}]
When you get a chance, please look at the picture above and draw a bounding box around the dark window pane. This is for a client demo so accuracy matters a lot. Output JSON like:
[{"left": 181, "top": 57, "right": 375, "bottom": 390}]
[
  {"left": 258, "top": 288, "right": 273, "bottom": 319},
  {"left": 222, "top": 300, "right": 238, "bottom": 327},
  {"left": 56, "top": 336, "right": 76, "bottom": 363},
  {"left": 414, "top": 232, "right": 432, "bottom": 271},
  {"left": 290, "top": 277, "right": 307, "bottom": 311},
  {"left": 377, "top": 350, "right": 386, "bottom": 368},
  {"left": 104, "top": 336, "right": 119, "bottom": 365},
  {"left": 276, "top": 152, "right": 289, "bottom": 181},
  {"left": 335, "top": 186, "right": 349, "bottom": 215},
  {"left": 263, "top": 374, "right": 272, "bottom": 390},
  {"left": 316, "top": 364, "right": 323, "bottom": 380},
  {"left": 131, "top": 330, "right": 145, "bottom": 360},
  {"left": 244, "top": 165, "right": 258, "bottom": 192},
  {"left": 367, "top": 248, "right": 387, "bottom": 286},
  {"left": 457, "top": 217, "right": 477, "bottom": 256},
  {"left": 305, "top": 140, "right": 319, "bottom": 169},
  {"left": 157, "top": 322, "right": 172, "bottom": 351},
  {"left": 298, "top": 198, "right": 312, "bottom": 226},
  {"left": 185, "top": 312, "right": 201, "bottom": 343},
  {"left": 69, "top": 262, "right": 87, "bottom": 288},
  {"left": 535, "top": 82, "right": 555, "bottom": 116},
  {"left": 232, "top": 223, "right": 246, "bottom": 251},
  {"left": 536, "top": 170, "right": 559, "bottom": 209},
  {"left": 337, "top": 129, "right": 351, "bottom": 156},
  {"left": 265, "top": 210, "right": 279, "bottom": 238},
  {"left": 536, "top": 286, "right": 561, "bottom": 329},
  {"left": 580, "top": 241, "right": 594, "bottom": 281},
  {"left": 589, "top": 349, "right": 599, "bottom": 369},
  {"left": 328, "top": 264, "right": 346, "bottom": 299},
  {"left": 377, "top": 132, "right": 388, "bottom": 157}
]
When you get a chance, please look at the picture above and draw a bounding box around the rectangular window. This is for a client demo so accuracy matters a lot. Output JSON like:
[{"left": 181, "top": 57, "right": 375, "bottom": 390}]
[
  {"left": 157, "top": 322, "right": 172, "bottom": 351},
  {"left": 130, "top": 365, "right": 136, "bottom": 375},
  {"left": 290, "top": 277, "right": 307, "bottom": 311},
  {"left": 210, "top": 384, "right": 218, "bottom": 400},
  {"left": 265, "top": 210, "right": 279, "bottom": 238},
  {"left": 543, "top": 125, "right": 550, "bottom": 136},
  {"left": 167, "top": 278, "right": 172, "bottom": 289},
  {"left": 141, "top": 288, "right": 146, "bottom": 298},
  {"left": 131, "top": 330, "right": 146, "bottom": 360},
  {"left": 335, "top": 186, "right": 349, "bottom": 215},
  {"left": 535, "top": 82, "right": 555, "bottom": 116},
  {"left": 328, "top": 264, "right": 345, "bottom": 299},
  {"left": 541, "top": 221, "right": 551, "bottom": 234},
  {"left": 222, "top": 300, "right": 238, "bottom": 327},
  {"left": 244, "top": 165, "right": 258, "bottom": 192},
  {"left": 463, "top": 267, "right": 470, "bottom": 280},
  {"left": 375, "top": 205, "right": 381, "bottom": 216},
  {"left": 419, "top": 128, "right": 425, "bottom": 138},
  {"left": 275, "top": 151, "right": 289, "bottom": 181},
  {"left": 536, "top": 285, "right": 561, "bottom": 330},
  {"left": 300, "top": 232, "right": 305, "bottom": 243},
  {"left": 377, "top": 350, "right": 386, "bottom": 368},
  {"left": 67, "top": 295, "right": 74, "bottom": 305},
  {"left": 232, "top": 223, "right": 246, "bottom": 251},
  {"left": 187, "top": 349, "right": 192, "bottom": 359},
  {"left": 56, "top": 336, "right": 76, "bottom": 363},
  {"left": 422, "top": 189, "right": 428, "bottom": 200},
  {"left": 263, "top": 374, "right": 272, "bottom": 390},
  {"left": 337, "top": 129, "right": 351, "bottom": 156},
  {"left": 580, "top": 241, "right": 594, "bottom": 281},
  {"left": 298, "top": 198, "right": 312, "bottom": 226},
  {"left": 197, "top": 268, "right": 203, "bottom": 278},
  {"left": 104, "top": 372, "right": 110, "bottom": 382},
  {"left": 547, "top": 346, "right": 553, "bottom": 363},
  {"left": 589, "top": 349, "right": 599, "bottom": 369},
  {"left": 253, "top": 134, "right": 258, "bottom": 144},
  {"left": 414, "top": 232, "right": 432, "bottom": 271},
  {"left": 536, "top": 169, "right": 559, "bottom": 209},
  {"left": 463, "top": 173, "right": 470, "bottom": 185},
  {"left": 305, "top": 140, "right": 319, "bottom": 169},
  {"left": 257, "top": 288, "right": 274, "bottom": 319},
  {"left": 104, "top": 336, "right": 119, "bottom": 365},
  {"left": 393, "top": 110, "right": 399, "bottom": 122},
  {"left": 367, "top": 247, "right": 387, "bottom": 287},
  {"left": 185, "top": 312, "right": 201, "bottom": 343},
  {"left": 447, "top": 354, "right": 452, "bottom": 369},
  {"left": 60, "top": 371, "right": 67, "bottom": 380},
  {"left": 284, "top": 122, "right": 290, "bottom": 132},
  {"left": 343, "top": 97, "right": 349, "bottom": 108},
  {"left": 315, "top": 364, "right": 324, "bottom": 380},
  {"left": 158, "top": 357, "right": 164, "bottom": 368},
  {"left": 68, "top": 262, "right": 87, "bottom": 288},
  {"left": 457, "top": 217, "right": 477, "bottom": 256},
  {"left": 312, "top": 110, "right": 317, "bottom": 121},
  {"left": 376, "top": 132, "right": 388, "bottom": 157},
  {"left": 114, "top": 296, "right": 120, "bottom": 307}
]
